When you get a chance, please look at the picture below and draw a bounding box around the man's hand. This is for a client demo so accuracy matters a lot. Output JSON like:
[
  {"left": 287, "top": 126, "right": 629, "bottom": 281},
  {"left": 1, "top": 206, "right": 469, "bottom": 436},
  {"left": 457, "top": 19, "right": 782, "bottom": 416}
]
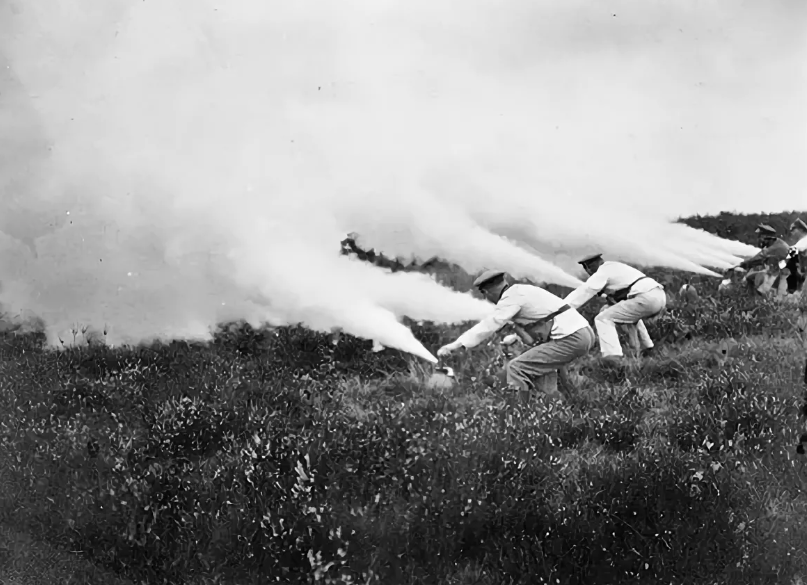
[
  {"left": 437, "top": 341, "right": 462, "bottom": 357},
  {"left": 501, "top": 334, "right": 519, "bottom": 346}
]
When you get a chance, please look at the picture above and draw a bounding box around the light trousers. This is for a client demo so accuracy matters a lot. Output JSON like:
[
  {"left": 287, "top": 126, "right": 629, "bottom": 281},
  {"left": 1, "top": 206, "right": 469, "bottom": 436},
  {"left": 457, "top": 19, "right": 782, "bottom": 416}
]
[
  {"left": 594, "top": 287, "right": 667, "bottom": 357},
  {"left": 506, "top": 326, "right": 596, "bottom": 393}
]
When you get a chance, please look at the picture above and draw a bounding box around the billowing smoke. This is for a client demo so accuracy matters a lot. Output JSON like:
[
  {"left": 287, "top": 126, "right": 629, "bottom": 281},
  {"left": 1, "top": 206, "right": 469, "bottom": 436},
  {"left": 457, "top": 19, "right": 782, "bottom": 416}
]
[{"left": 0, "top": 0, "right": 803, "bottom": 360}]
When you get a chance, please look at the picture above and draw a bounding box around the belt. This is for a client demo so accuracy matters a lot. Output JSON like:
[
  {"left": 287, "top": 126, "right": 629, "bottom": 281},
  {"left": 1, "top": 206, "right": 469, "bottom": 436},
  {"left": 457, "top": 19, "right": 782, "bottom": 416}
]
[
  {"left": 610, "top": 277, "right": 651, "bottom": 303},
  {"left": 516, "top": 304, "right": 572, "bottom": 345}
]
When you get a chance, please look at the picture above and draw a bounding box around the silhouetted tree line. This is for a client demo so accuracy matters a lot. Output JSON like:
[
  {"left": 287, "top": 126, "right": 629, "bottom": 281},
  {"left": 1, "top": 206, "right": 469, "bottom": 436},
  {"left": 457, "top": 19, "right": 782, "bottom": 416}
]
[{"left": 679, "top": 210, "right": 806, "bottom": 245}]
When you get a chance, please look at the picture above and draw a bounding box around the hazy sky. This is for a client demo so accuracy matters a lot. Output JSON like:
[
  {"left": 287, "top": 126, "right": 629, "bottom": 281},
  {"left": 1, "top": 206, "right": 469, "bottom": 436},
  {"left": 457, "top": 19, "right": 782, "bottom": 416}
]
[
  {"left": 374, "top": 0, "right": 807, "bottom": 217},
  {"left": 0, "top": 0, "right": 802, "bottom": 357}
]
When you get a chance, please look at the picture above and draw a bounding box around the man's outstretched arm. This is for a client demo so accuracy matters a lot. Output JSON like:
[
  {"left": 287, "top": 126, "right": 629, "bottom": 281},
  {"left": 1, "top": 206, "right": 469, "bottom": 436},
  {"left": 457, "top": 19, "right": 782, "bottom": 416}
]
[
  {"left": 565, "top": 271, "right": 608, "bottom": 310},
  {"left": 438, "top": 302, "right": 520, "bottom": 355}
]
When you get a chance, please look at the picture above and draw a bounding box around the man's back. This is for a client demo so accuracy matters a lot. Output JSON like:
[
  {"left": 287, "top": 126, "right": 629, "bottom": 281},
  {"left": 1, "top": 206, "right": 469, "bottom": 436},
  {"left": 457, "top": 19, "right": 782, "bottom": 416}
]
[
  {"left": 501, "top": 283, "right": 590, "bottom": 337},
  {"left": 501, "top": 284, "right": 567, "bottom": 322},
  {"left": 597, "top": 261, "right": 647, "bottom": 287},
  {"left": 585, "top": 261, "right": 661, "bottom": 295}
]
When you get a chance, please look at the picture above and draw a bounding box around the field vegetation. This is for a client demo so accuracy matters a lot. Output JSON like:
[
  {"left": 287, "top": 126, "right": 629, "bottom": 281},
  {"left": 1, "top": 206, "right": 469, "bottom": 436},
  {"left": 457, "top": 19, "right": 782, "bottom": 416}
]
[{"left": 1, "top": 212, "right": 806, "bottom": 585}]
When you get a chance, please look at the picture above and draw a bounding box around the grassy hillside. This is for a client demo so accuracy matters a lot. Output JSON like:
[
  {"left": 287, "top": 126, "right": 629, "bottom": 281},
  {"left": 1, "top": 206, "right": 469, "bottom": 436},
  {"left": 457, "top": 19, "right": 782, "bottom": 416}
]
[{"left": 1, "top": 211, "right": 806, "bottom": 585}]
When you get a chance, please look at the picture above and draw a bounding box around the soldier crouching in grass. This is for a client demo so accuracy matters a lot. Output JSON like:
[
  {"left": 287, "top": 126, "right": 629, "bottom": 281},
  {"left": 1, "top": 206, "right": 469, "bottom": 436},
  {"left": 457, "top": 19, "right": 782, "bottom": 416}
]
[
  {"left": 436, "top": 270, "right": 595, "bottom": 401},
  {"left": 565, "top": 253, "right": 666, "bottom": 363}
]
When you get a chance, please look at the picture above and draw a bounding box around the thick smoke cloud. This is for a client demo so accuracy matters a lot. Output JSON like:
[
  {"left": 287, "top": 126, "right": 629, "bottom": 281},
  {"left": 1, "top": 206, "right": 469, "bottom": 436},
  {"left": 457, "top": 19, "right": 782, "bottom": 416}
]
[{"left": 0, "top": 0, "right": 803, "bottom": 360}]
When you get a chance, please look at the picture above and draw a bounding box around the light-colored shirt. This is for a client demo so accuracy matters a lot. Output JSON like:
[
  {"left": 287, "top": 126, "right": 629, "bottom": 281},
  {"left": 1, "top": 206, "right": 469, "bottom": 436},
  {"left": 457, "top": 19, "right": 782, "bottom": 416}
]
[
  {"left": 564, "top": 261, "right": 662, "bottom": 309},
  {"left": 793, "top": 235, "right": 807, "bottom": 253},
  {"left": 456, "top": 284, "right": 590, "bottom": 349}
]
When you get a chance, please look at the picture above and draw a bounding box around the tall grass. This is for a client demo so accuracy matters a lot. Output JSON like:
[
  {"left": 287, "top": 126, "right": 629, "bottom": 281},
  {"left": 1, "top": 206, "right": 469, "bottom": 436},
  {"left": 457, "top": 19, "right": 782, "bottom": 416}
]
[{"left": 0, "top": 279, "right": 805, "bottom": 584}]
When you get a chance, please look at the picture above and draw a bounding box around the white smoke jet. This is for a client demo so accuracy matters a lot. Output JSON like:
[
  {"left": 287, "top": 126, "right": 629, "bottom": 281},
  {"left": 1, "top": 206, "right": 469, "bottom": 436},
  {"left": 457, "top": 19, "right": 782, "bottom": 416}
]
[
  {"left": 418, "top": 171, "right": 760, "bottom": 277},
  {"left": 336, "top": 189, "right": 584, "bottom": 288},
  {"left": 226, "top": 236, "right": 494, "bottom": 361},
  {"left": 0, "top": 0, "right": 803, "bottom": 360},
  {"left": 664, "top": 223, "right": 759, "bottom": 257},
  {"left": 445, "top": 196, "right": 729, "bottom": 277}
]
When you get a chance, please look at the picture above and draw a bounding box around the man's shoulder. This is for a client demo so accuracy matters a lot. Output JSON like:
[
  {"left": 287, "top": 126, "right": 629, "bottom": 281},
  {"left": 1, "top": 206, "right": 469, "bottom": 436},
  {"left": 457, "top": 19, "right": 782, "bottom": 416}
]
[
  {"left": 599, "top": 260, "right": 637, "bottom": 275},
  {"left": 613, "top": 260, "right": 646, "bottom": 272},
  {"left": 600, "top": 260, "right": 628, "bottom": 271},
  {"left": 765, "top": 240, "right": 791, "bottom": 255},
  {"left": 503, "top": 283, "right": 559, "bottom": 301},
  {"left": 501, "top": 283, "right": 527, "bottom": 298},
  {"left": 501, "top": 283, "right": 532, "bottom": 296},
  {"left": 507, "top": 282, "right": 547, "bottom": 292}
]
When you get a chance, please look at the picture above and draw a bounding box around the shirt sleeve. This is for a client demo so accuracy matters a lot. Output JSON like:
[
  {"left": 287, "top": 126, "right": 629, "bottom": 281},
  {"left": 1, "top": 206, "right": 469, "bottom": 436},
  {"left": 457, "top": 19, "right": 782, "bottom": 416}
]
[
  {"left": 455, "top": 299, "right": 521, "bottom": 349},
  {"left": 564, "top": 271, "right": 609, "bottom": 309}
]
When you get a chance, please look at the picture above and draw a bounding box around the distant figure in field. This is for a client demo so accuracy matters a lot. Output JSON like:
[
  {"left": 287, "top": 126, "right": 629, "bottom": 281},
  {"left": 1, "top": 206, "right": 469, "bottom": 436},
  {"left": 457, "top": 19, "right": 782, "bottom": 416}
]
[
  {"left": 729, "top": 224, "right": 790, "bottom": 296},
  {"left": 678, "top": 281, "right": 700, "bottom": 305},
  {"left": 437, "top": 270, "right": 594, "bottom": 399},
  {"left": 565, "top": 254, "right": 666, "bottom": 362},
  {"left": 785, "top": 218, "right": 807, "bottom": 294}
]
